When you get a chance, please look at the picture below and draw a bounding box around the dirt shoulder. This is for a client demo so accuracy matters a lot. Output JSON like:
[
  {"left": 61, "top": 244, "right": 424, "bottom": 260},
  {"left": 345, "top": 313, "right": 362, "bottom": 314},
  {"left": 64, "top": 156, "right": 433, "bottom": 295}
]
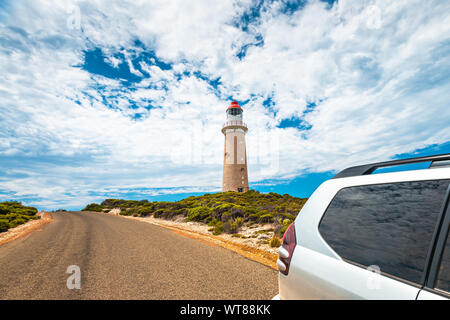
[
  {"left": 98, "top": 210, "right": 280, "bottom": 270},
  {"left": 0, "top": 211, "right": 53, "bottom": 246}
]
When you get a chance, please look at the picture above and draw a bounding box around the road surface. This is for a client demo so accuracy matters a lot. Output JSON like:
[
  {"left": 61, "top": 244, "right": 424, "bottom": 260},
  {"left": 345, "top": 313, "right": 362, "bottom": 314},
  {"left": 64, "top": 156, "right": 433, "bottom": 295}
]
[{"left": 0, "top": 211, "right": 278, "bottom": 299}]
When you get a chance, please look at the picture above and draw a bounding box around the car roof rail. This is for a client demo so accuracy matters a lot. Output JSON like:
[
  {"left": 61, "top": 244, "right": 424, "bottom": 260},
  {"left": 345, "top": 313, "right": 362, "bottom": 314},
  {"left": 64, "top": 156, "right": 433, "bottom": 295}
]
[{"left": 332, "top": 153, "right": 450, "bottom": 179}]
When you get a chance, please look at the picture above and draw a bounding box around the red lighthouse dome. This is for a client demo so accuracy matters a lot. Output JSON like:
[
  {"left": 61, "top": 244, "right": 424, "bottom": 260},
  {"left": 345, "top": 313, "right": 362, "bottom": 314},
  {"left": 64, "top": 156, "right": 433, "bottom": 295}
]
[{"left": 227, "top": 100, "right": 242, "bottom": 110}]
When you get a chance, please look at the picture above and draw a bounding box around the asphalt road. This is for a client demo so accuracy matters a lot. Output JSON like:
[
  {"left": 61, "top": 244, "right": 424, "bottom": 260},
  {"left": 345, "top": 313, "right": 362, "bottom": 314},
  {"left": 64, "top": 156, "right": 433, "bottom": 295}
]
[{"left": 0, "top": 211, "right": 278, "bottom": 299}]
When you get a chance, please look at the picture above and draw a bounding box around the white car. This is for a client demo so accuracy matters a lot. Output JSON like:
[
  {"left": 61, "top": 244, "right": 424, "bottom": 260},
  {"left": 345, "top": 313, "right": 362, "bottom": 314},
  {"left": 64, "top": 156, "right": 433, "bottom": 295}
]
[{"left": 274, "top": 154, "right": 450, "bottom": 300}]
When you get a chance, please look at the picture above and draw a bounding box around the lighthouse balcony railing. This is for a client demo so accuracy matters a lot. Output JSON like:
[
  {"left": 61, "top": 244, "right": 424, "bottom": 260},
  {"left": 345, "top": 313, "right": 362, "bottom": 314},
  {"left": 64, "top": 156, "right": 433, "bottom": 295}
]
[{"left": 222, "top": 120, "right": 247, "bottom": 129}]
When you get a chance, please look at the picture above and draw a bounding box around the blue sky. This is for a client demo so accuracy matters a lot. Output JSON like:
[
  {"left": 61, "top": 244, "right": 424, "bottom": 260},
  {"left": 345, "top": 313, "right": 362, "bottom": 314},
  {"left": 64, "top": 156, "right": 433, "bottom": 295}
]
[{"left": 0, "top": 0, "right": 449, "bottom": 210}]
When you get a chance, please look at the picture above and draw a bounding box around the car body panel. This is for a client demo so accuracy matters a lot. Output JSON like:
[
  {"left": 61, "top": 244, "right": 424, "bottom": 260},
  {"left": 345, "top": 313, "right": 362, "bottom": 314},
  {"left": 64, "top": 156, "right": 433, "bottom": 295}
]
[
  {"left": 279, "top": 246, "right": 421, "bottom": 299},
  {"left": 278, "top": 167, "right": 450, "bottom": 300},
  {"left": 416, "top": 289, "right": 448, "bottom": 300}
]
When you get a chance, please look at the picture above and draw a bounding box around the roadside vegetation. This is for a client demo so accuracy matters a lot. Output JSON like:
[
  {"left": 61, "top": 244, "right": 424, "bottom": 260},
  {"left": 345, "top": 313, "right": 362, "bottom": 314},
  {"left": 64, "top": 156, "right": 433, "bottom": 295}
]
[
  {"left": 82, "top": 190, "right": 307, "bottom": 238},
  {"left": 0, "top": 201, "right": 39, "bottom": 233}
]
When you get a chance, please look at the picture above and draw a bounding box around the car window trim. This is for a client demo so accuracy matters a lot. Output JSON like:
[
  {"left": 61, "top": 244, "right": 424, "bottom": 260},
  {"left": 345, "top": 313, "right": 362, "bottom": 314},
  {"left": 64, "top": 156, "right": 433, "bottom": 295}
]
[
  {"left": 421, "top": 183, "right": 450, "bottom": 286},
  {"left": 420, "top": 286, "right": 450, "bottom": 299},
  {"left": 425, "top": 188, "right": 450, "bottom": 290}
]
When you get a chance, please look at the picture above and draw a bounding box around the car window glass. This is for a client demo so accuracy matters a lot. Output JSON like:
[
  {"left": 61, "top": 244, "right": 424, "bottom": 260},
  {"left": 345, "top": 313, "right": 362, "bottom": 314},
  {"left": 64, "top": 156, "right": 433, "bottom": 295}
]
[{"left": 319, "top": 180, "right": 450, "bottom": 284}]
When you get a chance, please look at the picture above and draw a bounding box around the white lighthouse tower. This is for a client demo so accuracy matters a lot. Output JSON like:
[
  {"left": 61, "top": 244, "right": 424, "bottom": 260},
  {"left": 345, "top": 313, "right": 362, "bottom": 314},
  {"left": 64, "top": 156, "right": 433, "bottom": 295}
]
[{"left": 222, "top": 101, "right": 249, "bottom": 192}]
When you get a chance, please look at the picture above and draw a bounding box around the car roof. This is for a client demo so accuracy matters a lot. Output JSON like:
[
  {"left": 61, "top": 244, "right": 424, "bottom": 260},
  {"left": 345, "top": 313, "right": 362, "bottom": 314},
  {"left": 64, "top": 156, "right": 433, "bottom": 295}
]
[{"left": 333, "top": 153, "right": 450, "bottom": 179}]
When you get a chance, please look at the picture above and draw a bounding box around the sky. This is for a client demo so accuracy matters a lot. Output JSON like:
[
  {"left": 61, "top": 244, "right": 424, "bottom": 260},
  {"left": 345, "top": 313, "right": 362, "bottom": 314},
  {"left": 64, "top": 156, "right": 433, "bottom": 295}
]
[{"left": 0, "top": 0, "right": 449, "bottom": 210}]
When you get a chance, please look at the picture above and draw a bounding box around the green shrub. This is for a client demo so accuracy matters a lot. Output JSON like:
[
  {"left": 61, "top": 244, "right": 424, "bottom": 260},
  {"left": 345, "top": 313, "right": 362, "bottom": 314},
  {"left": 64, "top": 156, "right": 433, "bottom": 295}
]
[
  {"left": 161, "top": 209, "right": 177, "bottom": 220},
  {"left": 278, "top": 212, "right": 296, "bottom": 220},
  {"left": 259, "top": 213, "right": 274, "bottom": 223},
  {"left": 172, "top": 208, "right": 187, "bottom": 217},
  {"left": 224, "top": 219, "right": 238, "bottom": 234},
  {"left": 9, "top": 218, "right": 26, "bottom": 228},
  {"left": 269, "top": 236, "right": 282, "bottom": 248},
  {"left": 212, "top": 221, "right": 225, "bottom": 235},
  {"left": 0, "top": 202, "right": 37, "bottom": 216},
  {"left": 82, "top": 203, "right": 104, "bottom": 212},
  {"left": 212, "top": 203, "right": 234, "bottom": 213},
  {"left": 221, "top": 211, "right": 232, "bottom": 222},
  {"left": 152, "top": 209, "right": 165, "bottom": 218},
  {"left": 82, "top": 192, "right": 308, "bottom": 229},
  {"left": 229, "top": 205, "right": 245, "bottom": 218},
  {"left": 185, "top": 206, "right": 212, "bottom": 222},
  {"left": 0, "top": 204, "right": 10, "bottom": 215},
  {"left": 137, "top": 207, "right": 155, "bottom": 217},
  {"left": 0, "top": 201, "right": 38, "bottom": 231},
  {"left": 0, "top": 220, "right": 9, "bottom": 233},
  {"left": 280, "top": 223, "right": 292, "bottom": 236},
  {"left": 119, "top": 209, "right": 133, "bottom": 216},
  {"left": 208, "top": 219, "right": 218, "bottom": 226}
]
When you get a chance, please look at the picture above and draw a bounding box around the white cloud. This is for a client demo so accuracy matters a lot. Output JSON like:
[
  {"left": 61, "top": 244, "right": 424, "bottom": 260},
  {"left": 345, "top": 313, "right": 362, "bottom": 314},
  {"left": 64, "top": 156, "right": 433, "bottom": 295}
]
[{"left": 0, "top": 0, "right": 449, "bottom": 209}]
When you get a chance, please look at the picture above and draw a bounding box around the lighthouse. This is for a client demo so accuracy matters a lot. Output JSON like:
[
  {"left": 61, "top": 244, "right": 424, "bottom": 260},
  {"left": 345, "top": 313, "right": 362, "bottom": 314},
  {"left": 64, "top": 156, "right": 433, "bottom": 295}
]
[{"left": 222, "top": 101, "right": 249, "bottom": 192}]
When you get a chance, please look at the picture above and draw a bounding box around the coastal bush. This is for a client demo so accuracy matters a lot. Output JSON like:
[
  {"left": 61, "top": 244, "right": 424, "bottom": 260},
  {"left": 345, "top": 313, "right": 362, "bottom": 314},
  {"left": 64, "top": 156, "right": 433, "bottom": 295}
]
[
  {"left": 269, "top": 236, "right": 282, "bottom": 248},
  {"left": 82, "top": 203, "right": 104, "bottom": 212},
  {"left": 259, "top": 213, "right": 274, "bottom": 223},
  {"left": 224, "top": 219, "right": 238, "bottom": 234},
  {"left": 281, "top": 222, "right": 292, "bottom": 235},
  {"left": 212, "top": 203, "right": 234, "bottom": 217},
  {"left": 221, "top": 211, "right": 232, "bottom": 223},
  {"left": 0, "top": 219, "right": 9, "bottom": 233},
  {"left": 277, "top": 212, "right": 296, "bottom": 220},
  {"left": 171, "top": 208, "right": 187, "bottom": 218},
  {"left": 0, "top": 202, "right": 37, "bottom": 216},
  {"left": 0, "top": 201, "right": 39, "bottom": 232},
  {"left": 208, "top": 218, "right": 218, "bottom": 226},
  {"left": 185, "top": 206, "right": 212, "bottom": 222},
  {"left": 119, "top": 209, "right": 133, "bottom": 216},
  {"left": 83, "top": 191, "right": 307, "bottom": 237},
  {"left": 137, "top": 207, "right": 155, "bottom": 217},
  {"left": 152, "top": 209, "right": 166, "bottom": 218},
  {"left": 0, "top": 204, "right": 9, "bottom": 215},
  {"left": 157, "top": 208, "right": 184, "bottom": 220},
  {"left": 212, "top": 221, "right": 225, "bottom": 235},
  {"left": 9, "top": 218, "right": 26, "bottom": 228}
]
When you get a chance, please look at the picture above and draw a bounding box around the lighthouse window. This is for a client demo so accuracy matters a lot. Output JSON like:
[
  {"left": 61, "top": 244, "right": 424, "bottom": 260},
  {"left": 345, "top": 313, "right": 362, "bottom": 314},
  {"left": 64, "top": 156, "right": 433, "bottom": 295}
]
[
  {"left": 237, "top": 188, "right": 243, "bottom": 192},
  {"left": 228, "top": 108, "right": 242, "bottom": 116}
]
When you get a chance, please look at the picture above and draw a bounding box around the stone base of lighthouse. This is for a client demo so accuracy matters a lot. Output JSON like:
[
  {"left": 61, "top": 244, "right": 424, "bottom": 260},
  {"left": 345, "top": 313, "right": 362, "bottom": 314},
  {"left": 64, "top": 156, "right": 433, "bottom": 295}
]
[{"left": 223, "top": 163, "right": 249, "bottom": 192}]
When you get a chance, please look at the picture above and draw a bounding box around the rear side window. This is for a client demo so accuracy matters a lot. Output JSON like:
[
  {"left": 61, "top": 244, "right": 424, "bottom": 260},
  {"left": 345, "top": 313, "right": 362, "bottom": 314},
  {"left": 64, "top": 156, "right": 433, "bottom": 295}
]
[
  {"left": 436, "top": 233, "right": 450, "bottom": 293},
  {"left": 319, "top": 180, "right": 450, "bottom": 284}
]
